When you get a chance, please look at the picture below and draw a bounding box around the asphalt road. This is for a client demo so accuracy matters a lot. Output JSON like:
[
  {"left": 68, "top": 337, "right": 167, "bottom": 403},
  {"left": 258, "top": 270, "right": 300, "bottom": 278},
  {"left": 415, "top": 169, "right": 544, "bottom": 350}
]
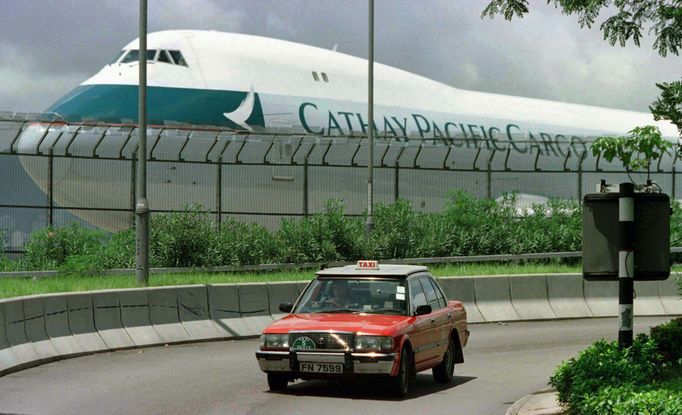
[{"left": 0, "top": 316, "right": 673, "bottom": 415}]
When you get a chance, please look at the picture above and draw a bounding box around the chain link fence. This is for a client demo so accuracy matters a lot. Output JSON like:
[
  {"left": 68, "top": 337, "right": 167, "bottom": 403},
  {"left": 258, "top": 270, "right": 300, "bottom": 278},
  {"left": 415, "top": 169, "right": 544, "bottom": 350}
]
[{"left": 1, "top": 113, "right": 679, "bottom": 255}]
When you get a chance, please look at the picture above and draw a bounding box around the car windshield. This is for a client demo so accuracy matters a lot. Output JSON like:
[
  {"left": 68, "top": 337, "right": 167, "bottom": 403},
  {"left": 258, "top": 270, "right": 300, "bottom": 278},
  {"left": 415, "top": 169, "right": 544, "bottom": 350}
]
[{"left": 295, "top": 278, "right": 407, "bottom": 315}]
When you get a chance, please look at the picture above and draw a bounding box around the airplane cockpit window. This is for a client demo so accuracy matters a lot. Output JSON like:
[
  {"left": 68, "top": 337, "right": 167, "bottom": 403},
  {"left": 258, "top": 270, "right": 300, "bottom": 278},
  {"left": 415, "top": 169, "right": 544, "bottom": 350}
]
[
  {"left": 169, "top": 50, "right": 187, "bottom": 67},
  {"left": 119, "top": 49, "right": 158, "bottom": 64},
  {"left": 158, "top": 50, "right": 172, "bottom": 64},
  {"left": 120, "top": 50, "right": 139, "bottom": 64},
  {"left": 110, "top": 50, "right": 126, "bottom": 64}
]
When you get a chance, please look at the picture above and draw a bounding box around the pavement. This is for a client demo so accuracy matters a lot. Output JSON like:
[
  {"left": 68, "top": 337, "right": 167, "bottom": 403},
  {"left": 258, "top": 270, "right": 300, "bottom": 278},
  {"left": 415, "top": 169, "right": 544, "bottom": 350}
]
[{"left": 506, "top": 388, "right": 565, "bottom": 415}]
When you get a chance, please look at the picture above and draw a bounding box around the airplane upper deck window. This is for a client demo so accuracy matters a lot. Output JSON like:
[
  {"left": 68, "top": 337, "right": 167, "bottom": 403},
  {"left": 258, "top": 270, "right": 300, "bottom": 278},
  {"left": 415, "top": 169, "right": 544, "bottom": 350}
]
[
  {"left": 321, "top": 72, "right": 329, "bottom": 82},
  {"left": 312, "top": 71, "right": 319, "bottom": 82}
]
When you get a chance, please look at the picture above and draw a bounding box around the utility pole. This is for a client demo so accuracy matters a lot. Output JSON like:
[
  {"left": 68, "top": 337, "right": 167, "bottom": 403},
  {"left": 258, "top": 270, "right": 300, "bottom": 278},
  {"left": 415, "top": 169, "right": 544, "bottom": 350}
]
[
  {"left": 618, "top": 182, "right": 634, "bottom": 348},
  {"left": 135, "top": 0, "right": 150, "bottom": 285},
  {"left": 365, "top": 0, "right": 375, "bottom": 237}
]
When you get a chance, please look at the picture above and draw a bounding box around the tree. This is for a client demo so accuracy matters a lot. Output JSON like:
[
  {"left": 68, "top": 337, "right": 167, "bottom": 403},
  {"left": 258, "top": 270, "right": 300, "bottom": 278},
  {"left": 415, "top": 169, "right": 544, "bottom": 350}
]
[
  {"left": 591, "top": 126, "right": 672, "bottom": 184},
  {"left": 482, "top": 1, "right": 682, "bottom": 57},
  {"left": 650, "top": 80, "right": 682, "bottom": 136}
]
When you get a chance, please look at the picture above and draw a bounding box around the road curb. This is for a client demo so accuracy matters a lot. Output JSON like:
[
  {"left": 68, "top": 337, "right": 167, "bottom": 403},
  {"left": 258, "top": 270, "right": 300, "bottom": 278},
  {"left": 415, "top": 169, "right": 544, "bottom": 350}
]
[{"left": 506, "top": 389, "right": 565, "bottom": 415}]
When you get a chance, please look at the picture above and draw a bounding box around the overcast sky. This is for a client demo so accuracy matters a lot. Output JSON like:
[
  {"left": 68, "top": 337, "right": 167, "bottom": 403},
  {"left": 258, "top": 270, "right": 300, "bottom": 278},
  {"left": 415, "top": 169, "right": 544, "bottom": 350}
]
[{"left": 0, "top": 0, "right": 679, "bottom": 113}]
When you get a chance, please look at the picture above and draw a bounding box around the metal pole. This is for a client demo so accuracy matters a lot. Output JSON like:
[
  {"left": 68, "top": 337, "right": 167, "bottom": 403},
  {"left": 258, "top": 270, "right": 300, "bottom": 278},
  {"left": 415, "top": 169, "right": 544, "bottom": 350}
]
[
  {"left": 365, "top": 0, "right": 374, "bottom": 237},
  {"left": 47, "top": 149, "right": 54, "bottom": 227},
  {"left": 618, "top": 182, "right": 634, "bottom": 348},
  {"left": 130, "top": 151, "right": 137, "bottom": 227},
  {"left": 216, "top": 156, "right": 222, "bottom": 228},
  {"left": 135, "top": 0, "right": 150, "bottom": 286},
  {"left": 303, "top": 156, "right": 309, "bottom": 217},
  {"left": 394, "top": 161, "right": 399, "bottom": 202}
]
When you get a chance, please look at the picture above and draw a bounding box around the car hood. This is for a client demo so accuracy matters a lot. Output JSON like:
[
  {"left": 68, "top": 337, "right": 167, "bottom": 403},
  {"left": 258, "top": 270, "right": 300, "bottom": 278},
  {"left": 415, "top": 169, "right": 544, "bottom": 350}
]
[{"left": 266, "top": 313, "right": 411, "bottom": 336}]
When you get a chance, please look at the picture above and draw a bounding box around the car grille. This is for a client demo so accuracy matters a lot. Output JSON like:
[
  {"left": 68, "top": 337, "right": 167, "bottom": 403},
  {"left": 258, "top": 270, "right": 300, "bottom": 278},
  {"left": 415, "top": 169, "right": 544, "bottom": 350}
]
[{"left": 289, "top": 332, "right": 354, "bottom": 351}]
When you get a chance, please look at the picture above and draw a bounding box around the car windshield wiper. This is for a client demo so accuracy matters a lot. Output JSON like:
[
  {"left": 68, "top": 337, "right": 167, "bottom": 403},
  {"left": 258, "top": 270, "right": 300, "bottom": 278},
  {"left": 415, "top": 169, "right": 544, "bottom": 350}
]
[
  {"left": 323, "top": 308, "right": 358, "bottom": 313},
  {"left": 365, "top": 309, "right": 406, "bottom": 315}
]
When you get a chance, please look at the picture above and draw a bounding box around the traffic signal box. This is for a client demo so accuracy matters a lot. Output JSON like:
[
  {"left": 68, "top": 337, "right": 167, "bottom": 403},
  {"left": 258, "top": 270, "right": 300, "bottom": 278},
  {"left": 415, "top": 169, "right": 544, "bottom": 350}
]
[{"left": 582, "top": 191, "right": 670, "bottom": 281}]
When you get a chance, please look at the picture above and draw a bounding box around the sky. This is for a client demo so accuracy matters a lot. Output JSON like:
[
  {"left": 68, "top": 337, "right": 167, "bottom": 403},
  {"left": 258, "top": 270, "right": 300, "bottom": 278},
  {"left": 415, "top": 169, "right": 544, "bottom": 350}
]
[{"left": 0, "top": 0, "right": 679, "bottom": 114}]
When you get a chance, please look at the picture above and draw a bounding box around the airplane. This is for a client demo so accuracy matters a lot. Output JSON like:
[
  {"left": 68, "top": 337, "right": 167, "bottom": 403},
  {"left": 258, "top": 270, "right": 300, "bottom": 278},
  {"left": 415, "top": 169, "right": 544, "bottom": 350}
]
[{"left": 13, "top": 30, "right": 679, "bottom": 232}]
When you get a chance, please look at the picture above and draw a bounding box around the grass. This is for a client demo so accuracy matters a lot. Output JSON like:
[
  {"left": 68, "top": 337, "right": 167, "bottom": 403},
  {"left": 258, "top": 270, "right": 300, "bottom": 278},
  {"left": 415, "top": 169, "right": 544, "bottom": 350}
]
[{"left": 0, "top": 261, "right": 677, "bottom": 300}]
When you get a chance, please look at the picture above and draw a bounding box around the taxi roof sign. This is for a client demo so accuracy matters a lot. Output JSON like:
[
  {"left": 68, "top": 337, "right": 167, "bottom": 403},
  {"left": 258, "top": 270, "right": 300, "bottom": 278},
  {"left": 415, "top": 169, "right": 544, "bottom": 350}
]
[{"left": 356, "top": 260, "right": 379, "bottom": 270}]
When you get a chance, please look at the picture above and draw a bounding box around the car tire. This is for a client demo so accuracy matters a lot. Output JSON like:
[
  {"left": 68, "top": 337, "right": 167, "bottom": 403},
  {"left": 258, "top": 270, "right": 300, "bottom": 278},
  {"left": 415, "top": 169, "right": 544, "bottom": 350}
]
[
  {"left": 390, "top": 346, "right": 411, "bottom": 398},
  {"left": 267, "top": 373, "right": 289, "bottom": 391},
  {"left": 433, "top": 337, "right": 455, "bottom": 383}
]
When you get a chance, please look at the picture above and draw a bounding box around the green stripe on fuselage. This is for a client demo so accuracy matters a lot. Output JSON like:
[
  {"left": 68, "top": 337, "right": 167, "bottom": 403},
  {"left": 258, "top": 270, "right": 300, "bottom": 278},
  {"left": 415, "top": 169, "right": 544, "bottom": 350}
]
[{"left": 46, "top": 84, "right": 265, "bottom": 129}]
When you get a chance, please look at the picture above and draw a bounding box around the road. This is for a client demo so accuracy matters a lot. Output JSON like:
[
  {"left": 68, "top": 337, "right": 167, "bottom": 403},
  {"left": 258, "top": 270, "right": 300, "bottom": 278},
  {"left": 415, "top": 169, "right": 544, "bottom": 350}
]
[{"left": 0, "top": 316, "right": 673, "bottom": 415}]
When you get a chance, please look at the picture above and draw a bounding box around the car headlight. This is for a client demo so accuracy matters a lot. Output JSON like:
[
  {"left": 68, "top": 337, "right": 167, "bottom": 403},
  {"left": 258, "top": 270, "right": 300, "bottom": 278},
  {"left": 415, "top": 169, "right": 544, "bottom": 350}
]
[
  {"left": 260, "top": 333, "right": 289, "bottom": 350},
  {"left": 354, "top": 335, "right": 394, "bottom": 352}
]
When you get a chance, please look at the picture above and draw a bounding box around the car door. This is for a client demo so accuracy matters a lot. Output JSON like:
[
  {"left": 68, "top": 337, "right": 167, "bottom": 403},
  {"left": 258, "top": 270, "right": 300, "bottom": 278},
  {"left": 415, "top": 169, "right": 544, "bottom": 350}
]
[
  {"left": 424, "top": 276, "right": 452, "bottom": 358},
  {"left": 407, "top": 277, "right": 432, "bottom": 368},
  {"left": 418, "top": 276, "right": 446, "bottom": 362}
]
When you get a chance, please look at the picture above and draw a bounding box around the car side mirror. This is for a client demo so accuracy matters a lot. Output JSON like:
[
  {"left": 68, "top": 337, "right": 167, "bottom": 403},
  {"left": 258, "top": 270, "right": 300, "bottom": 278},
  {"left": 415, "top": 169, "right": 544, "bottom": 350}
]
[
  {"left": 279, "top": 302, "right": 293, "bottom": 313},
  {"left": 415, "top": 304, "right": 432, "bottom": 316}
]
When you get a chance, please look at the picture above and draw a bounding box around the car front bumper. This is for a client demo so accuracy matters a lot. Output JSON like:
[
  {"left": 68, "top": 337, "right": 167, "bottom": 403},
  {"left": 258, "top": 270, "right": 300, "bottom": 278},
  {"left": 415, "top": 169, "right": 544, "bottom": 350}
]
[{"left": 256, "top": 350, "right": 397, "bottom": 375}]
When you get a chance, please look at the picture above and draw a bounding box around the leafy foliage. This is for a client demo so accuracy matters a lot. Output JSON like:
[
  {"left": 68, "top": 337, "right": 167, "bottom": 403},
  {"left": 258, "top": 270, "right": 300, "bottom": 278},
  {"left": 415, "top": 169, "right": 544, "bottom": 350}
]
[
  {"left": 650, "top": 80, "right": 682, "bottom": 136},
  {"left": 581, "top": 386, "right": 682, "bottom": 415},
  {"left": 650, "top": 317, "right": 682, "bottom": 363},
  {"left": 550, "top": 335, "right": 662, "bottom": 413},
  {"left": 212, "top": 218, "right": 280, "bottom": 266},
  {"left": 148, "top": 204, "right": 214, "bottom": 267},
  {"left": 23, "top": 223, "right": 107, "bottom": 270},
  {"left": 590, "top": 126, "right": 672, "bottom": 182},
  {"left": 482, "top": 0, "right": 682, "bottom": 57}
]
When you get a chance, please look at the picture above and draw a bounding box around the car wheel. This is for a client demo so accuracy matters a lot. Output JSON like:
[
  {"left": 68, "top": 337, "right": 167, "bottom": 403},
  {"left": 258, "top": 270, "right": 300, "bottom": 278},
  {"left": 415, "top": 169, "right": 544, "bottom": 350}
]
[
  {"left": 390, "top": 346, "right": 411, "bottom": 398},
  {"left": 267, "top": 373, "right": 289, "bottom": 391},
  {"left": 433, "top": 337, "right": 455, "bottom": 383}
]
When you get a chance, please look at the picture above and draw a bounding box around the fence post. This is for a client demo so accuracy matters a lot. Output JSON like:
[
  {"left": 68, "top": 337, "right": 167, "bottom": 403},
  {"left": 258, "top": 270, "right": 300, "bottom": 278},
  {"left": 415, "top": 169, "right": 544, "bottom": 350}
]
[
  {"left": 130, "top": 150, "right": 137, "bottom": 228},
  {"left": 486, "top": 159, "right": 492, "bottom": 199},
  {"left": 578, "top": 164, "right": 583, "bottom": 201},
  {"left": 216, "top": 156, "right": 222, "bottom": 228},
  {"left": 394, "top": 160, "right": 399, "bottom": 202},
  {"left": 47, "top": 148, "right": 54, "bottom": 227},
  {"left": 303, "top": 156, "right": 309, "bottom": 217},
  {"left": 673, "top": 167, "right": 676, "bottom": 200}
]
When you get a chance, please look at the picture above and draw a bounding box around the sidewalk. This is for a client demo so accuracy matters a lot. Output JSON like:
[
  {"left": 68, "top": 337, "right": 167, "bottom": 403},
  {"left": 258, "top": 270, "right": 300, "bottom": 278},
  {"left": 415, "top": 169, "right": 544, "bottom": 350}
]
[{"left": 505, "top": 388, "right": 566, "bottom": 415}]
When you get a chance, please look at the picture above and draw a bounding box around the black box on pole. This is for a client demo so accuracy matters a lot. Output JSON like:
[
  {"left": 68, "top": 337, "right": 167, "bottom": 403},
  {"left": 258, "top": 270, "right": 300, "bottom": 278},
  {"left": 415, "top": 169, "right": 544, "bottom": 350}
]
[{"left": 582, "top": 191, "right": 670, "bottom": 281}]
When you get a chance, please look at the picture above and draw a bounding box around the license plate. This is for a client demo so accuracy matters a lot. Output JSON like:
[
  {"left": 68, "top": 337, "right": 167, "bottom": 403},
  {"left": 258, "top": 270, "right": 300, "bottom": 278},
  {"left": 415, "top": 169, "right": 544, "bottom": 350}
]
[{"left": 299, "top": 363, "right": 343, "bottom": 373}]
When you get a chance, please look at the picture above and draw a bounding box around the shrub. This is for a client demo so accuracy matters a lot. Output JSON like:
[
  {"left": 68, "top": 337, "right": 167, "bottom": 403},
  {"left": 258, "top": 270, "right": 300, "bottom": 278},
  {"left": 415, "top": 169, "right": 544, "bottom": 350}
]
[
  {"left": 23, "top": 223, "right": 107, "bottom": 270},
  {"left": 212, "top": 219, "right": 280, "bottom": 266},
  {"left": 549, "top": 335, "right": 661, "bottom": 414},
  {"left": 650, "top": 317, "right": 682, "bottom": 363},
  {"left": 370, "top": 199, "right": 427, "bottom": 259},
  {"left": 277, "top": 216, "right": 338, "bottom": 263},
  {"left": 581, "top": 386, "right": 682, "bottom": 415},
  {"left": 99, "top": 229, "right": 136, "bottom": 269},
  {"left": 149, "top": 204, "right": 213, "bottom": 267}
]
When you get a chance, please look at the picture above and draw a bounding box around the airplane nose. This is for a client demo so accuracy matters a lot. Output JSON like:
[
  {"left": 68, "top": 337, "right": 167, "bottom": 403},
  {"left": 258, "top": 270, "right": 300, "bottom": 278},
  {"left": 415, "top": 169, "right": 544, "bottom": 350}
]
[{"left": 17, "top": 123, "right": 73, "bottom": 186}]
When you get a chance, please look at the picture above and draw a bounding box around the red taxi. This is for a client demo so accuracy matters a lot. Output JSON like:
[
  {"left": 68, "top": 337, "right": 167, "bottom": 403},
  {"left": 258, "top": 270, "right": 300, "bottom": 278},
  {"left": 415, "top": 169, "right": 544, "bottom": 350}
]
[{"left": 255, "top": 261, "right": 469, "bottom": 397}]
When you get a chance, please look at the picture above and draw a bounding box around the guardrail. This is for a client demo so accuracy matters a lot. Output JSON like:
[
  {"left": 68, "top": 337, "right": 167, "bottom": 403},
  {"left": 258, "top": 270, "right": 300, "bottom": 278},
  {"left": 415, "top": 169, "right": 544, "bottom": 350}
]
[
  {"left": 3, "top": 248, "right": 682, "bottom": 280},
  {"left": 1, "top": 273, "right": 680, "bottom": 377}
]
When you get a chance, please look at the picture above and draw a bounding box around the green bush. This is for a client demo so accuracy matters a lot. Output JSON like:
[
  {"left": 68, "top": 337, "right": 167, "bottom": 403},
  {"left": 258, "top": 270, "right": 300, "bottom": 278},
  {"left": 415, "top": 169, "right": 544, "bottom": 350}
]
[
  {"left": 149, "top": 204, "right": 213, "bottom": 267},
  {"left": 212, "top": 219, "right": 280, "bottom": 266},
  {"left": 370, "top": 199, "right": 427, "bottom": 259},
  {"left": 581, "top": 386, "right": 682, "bottom": 415},
  {"left": 23, "top": 223, "right": 107, "bottom": 270},
  {"left": 650, "top": 317, "right": 682, "bottom": 363},
  {"left": 98, "top": 229, "right": 136, "bottom": 269},
  {"left": 549, "top": 335, "right": 661, "bottom": 414}
]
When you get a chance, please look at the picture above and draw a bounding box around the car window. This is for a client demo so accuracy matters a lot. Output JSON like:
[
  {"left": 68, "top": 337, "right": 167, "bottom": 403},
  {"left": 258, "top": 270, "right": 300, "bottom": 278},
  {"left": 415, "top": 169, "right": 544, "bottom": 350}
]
[
  {"left": 426, "top": 277, "right": 446, "bottom": 308},
  {"left": 295, "top": 278, "right": 407, "bottom": 315},
  {"left": 408, "top": 279, "right": 427, "bottom": 314},
  {"left": 419, "top": 276, "right": 440, "bottom": 309}
]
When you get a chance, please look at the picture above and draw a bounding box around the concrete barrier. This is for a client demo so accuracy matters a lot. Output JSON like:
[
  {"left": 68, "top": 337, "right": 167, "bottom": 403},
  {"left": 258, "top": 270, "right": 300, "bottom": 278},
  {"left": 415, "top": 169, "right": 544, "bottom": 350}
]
[
  {"left": 659, "top": 275, "right": 682, "bottom": 315},
  {"left": 43, "top": 296, "right": 82, "bottom": 356},
  {"left": 238, "top": 283, "right": 273, "bottom": 335},
  {"left": 584, "top": 280, "right": 618, "bottom": 317},
  {"left": 119, "top": 290, "right": 163, "bottom": 346},
  {"left": 67, "top": 294, "right": 108, "bottom": 352},
  {"left": 437, "top": 278, "right": 484, "bottom": 323},
  {"left": 5, "top": 299, "right": 42, "bottom": 364},
  {"left": 546, "top": 274, "right": 592, "bottom": 318},
  {"left": 474, "top": 276, "right": 520, "bottom": 322},
  {"left": 267, "top": 282, "right": 300, "bottom": 320},
  {"left": 208, "top": 284, "right": 246, "bottom": 337},
  {"left": 509, "top": 276, "right": 557, "bottom": 320},
  {"left": 634, "top": 281, "right": 667, "bottom": 316},
  {"left": 93, "top": 292, "right": 134, "bottom": 349},
  {"left": 148, "top": 287, "right": 190, "bottom": 343},
  {"left": 178, "top": 286, "right": 220, "bottom": 340},
  {"left": 1, "top": 274, "right": 680, "bottom": 377},
  {"left": 0, "top": 302, "right": 20, "bottom": 372},
  {"left": 23, "top": 297, "right": 59, "bottom": 359}
]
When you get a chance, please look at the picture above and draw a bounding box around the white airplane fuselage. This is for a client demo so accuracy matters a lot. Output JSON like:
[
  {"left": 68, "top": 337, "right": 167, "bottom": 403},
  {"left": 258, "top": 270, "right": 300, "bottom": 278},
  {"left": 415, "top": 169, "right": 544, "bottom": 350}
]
[{"left": 15, "top": 30, "right": 678, "bottom": 232}]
